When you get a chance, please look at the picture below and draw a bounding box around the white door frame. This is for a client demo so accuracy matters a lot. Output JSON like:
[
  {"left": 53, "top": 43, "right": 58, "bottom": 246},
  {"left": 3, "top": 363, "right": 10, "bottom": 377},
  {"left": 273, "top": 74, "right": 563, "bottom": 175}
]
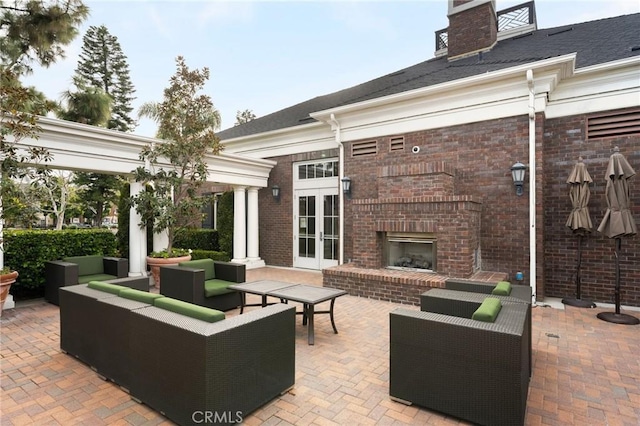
[{"left": 292, "top": 159, "right": 339, "bottom": 270}]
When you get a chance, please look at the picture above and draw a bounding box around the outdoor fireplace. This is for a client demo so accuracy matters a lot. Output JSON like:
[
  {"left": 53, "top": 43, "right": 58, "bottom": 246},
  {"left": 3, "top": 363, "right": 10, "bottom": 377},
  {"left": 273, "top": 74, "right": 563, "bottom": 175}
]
[{"left": 385, "top": 232, "right": 436, "bottom": 272}]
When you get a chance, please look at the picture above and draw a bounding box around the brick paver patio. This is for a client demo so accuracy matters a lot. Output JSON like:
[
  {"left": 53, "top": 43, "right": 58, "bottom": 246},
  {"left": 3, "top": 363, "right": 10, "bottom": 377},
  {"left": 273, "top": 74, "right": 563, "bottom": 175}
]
[{"left": 1, "top": 267, "right": 639, "bottom": 425}]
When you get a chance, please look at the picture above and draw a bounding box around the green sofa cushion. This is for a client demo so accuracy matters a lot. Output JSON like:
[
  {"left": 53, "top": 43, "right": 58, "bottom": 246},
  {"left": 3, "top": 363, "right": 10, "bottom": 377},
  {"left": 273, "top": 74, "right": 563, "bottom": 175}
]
[
  {"left": 154, "top": 297, "right": 225, "bottom": 323},
  {"left": 179, "top": 259, "right": 215, "bottom": 280},
  {"left": 119, "top": 288, "right": 163, "bottom": 304},
  {"left": 204, "top": 279, "right": 234, "bottom": 297},
  {"left": 88, "top": 281, "right": 128, "bottom": 295},
  {"left": 492, "top": 281, "right": 512, "bottom": 296},
  {"left": 472, "top": 298, "right": 502, "bottom": 323},
  {"left": 64, "top": 255, "right": 104, "bottom": 276},
  {"left": 79, "top": 274, "right": 117, "bottom": 284}
]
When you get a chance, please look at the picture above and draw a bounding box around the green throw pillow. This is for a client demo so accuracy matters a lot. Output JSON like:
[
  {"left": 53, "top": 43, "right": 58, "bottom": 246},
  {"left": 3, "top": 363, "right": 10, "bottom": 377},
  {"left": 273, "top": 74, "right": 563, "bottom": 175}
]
[
  {"left": 472, "top": 298, "right": 502, "bottom": 323},
  {"left": 492, "top": 281, "right": 512, "bottom": 296},
  {"left": 119, "top": 288, "right": 164, "bottom": 304},
  {"left": 87, "top": 281, "right": 127, "bottom": 295},
  {"left": 154, "top": 297, "right": 225, "bottom": 323}
]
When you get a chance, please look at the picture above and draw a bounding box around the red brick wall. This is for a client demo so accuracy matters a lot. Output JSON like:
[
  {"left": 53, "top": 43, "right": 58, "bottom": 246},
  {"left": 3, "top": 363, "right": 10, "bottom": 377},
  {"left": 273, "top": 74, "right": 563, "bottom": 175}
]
[
  {"left": 448, "top": 1, "right": 497, "bottom": 59},
  {"left": 259, "top": 110, "right": 639, "bottom": 307},
  {"left": 344, "top": 118, "right": 533, "bottom": 284},
  {"left": 542, "top": 110, "right": 640, "bottom": 306}
]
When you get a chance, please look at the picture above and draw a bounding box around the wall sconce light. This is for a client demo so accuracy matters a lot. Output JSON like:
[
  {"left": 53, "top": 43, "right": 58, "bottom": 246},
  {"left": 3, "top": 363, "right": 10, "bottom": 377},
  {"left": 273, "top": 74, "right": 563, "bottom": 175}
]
[
  {"left": 510, "top": 161, "right": 526, "bottom": 196},
  {"left": 271, "top": 185, "right": 280, "bottom": 201},
  {"left": 341, "top": 177, "right": 352, "bottom": 199}
]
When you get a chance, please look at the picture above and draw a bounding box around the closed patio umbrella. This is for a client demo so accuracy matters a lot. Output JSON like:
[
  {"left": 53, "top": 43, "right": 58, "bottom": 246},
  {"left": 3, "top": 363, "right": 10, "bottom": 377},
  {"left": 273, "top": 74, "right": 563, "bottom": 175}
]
[
  {"left": 562, "top": 157, "right": 596, "bottom": 308},
  {"left": 596, "top": 146, "right": 639, "bottom": 325}
]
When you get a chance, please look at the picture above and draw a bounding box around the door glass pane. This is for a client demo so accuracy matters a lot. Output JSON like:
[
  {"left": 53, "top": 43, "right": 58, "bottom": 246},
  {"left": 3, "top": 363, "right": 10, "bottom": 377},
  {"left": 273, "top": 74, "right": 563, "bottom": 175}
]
[
  {"left": 299, "top": 196, "right": 307, "bottom": 215},
  {"left": 298, "top": 195, "right": 316, "bottom": 259}
]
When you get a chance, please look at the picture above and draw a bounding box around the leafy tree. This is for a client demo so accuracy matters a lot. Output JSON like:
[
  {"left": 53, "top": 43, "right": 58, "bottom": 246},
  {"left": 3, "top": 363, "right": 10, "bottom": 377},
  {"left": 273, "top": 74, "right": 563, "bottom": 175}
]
[
  {"left": 1, "top": 0, "right": 88, "bottom": 269},
  {"left": 73, "top": 25, "right": 136, "bottom": 132},
  {"left": 56, "top": 86, "right": 112, "bottom": 126},
  {"left": 72, "top": 172, "right": 120, "bottom": 225},
  {"left": 131, "top": 56, "right": 222, "bottom": 256},
  {"left": 235, "top": 109, "right": 256, "bottom": 125},
  {"left": 31, "top": 170, "right": 75, "bottom": 229},
  {"left": 138, "top": 99, "right": 221, "bottom": 139},
  {"left": 0, "top": 0, "right": 89, "bottom": 74}
]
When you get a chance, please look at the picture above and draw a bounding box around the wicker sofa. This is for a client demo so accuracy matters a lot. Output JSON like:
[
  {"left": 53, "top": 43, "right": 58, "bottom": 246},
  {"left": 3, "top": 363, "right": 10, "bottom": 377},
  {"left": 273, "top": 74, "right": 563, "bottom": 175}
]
[
  {"left": 59, "top": 282, "right": 296, "bottom": 426},
  {"left": 389, "top": 301, "right": 530, "bottom": 426},
  {"left": 160, "top": 259, "right": 245, "bottom": 311},
  {"left": 45, "top": 255, "right": 140, "bottom": 305}
]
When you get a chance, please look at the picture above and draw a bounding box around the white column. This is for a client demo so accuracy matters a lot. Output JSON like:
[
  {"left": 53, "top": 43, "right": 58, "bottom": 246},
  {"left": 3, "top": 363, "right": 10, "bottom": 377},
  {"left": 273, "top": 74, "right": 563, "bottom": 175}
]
[
  {"left": 246, "top": 187, "right": 265, "bottom": 268},
  {"left": 231, "top": 186, "right": 247, "bottom": 263},
  {"left": 129, "top": 181, "right": 147, "bottom": 276}
]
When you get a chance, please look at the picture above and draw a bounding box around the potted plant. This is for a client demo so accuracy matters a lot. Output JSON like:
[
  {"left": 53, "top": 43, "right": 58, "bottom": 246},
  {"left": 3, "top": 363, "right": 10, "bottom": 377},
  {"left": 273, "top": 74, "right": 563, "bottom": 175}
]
[
  {"left": 0, "top": 266, "right": 18, "bottom": 315},
  {"left": 131, "top": 56, "right": 222, "bottom": 288}
]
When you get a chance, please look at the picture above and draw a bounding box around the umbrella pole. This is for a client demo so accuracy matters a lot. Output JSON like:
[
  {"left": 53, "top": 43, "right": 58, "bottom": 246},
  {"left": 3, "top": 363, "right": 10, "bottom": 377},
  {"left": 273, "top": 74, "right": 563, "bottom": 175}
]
[
  {"left": 562, "top": 234, "right": 596, "bottom": 308},
  {"left": 576, "top": 235, "right": 583, "bottom": 299},
  {"left": 597, "top": 237, "right": 639, "bottom": 325}
]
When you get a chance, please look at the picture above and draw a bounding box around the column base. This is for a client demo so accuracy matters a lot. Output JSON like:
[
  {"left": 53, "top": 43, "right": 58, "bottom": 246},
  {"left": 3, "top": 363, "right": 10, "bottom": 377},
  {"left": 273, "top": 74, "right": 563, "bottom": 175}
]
[{"left": 246, "top": 258, "right": 266, "bottom": 270}]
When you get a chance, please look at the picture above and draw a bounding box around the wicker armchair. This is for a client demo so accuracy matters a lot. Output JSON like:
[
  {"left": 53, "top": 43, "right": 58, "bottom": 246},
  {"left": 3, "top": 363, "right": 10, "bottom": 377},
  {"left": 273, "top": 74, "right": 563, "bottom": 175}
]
[
  {"left": 389, "top": 302, "right": 530, "bottom": 426},
  {"left": 421, "top": 288, "right": 532, "bottom": 377},
  {"left": 160, "top": 259, "right": 245, "bottom": 311},
  {"left": 45, "top": 255, "right": 132, "bottom": 305}
]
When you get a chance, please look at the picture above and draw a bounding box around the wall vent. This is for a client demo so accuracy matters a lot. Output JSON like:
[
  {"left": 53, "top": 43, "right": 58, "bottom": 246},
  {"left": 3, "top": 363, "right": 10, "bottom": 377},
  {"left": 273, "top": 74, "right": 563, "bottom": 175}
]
[
  {"left": 390, "top": 136, "right": 405, "bottom": 152},
  {"left": 587, "top": 109, "right": 640, "bottom": 140},
  {"left": 352, "top": 140, "right": 378, "bottom": 157}
]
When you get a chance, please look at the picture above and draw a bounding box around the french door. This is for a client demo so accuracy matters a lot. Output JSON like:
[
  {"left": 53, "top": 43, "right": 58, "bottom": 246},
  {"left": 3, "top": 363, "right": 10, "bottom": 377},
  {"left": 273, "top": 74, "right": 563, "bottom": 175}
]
[{"left": 293, "top": 188, "right": 339, "bottom": 270}]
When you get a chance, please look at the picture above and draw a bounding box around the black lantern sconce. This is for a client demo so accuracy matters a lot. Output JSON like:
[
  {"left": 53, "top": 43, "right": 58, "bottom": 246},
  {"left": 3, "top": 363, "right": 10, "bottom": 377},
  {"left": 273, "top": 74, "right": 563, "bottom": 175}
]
[
  {"left": 271, "top": 185, "right": 280, "bottom": 202},
  {"left": 510, "top": 161, "right": 526, "bottom": 196},
  {"left": 341, "top": 177, "right": 352, "bottom": 199}
]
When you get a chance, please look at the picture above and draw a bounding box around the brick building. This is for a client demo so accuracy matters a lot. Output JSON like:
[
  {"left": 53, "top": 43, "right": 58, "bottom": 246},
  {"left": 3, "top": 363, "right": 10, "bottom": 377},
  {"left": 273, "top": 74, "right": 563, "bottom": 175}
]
[{"left": 216, "top": 1, "right": 640, "bottom": 306}]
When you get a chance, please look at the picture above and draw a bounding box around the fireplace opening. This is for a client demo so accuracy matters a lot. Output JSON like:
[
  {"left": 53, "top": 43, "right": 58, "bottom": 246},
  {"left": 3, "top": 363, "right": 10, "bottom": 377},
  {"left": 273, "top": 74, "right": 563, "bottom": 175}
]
[{"left": 385, "top": 232, "right": 436, "bottom": 272}]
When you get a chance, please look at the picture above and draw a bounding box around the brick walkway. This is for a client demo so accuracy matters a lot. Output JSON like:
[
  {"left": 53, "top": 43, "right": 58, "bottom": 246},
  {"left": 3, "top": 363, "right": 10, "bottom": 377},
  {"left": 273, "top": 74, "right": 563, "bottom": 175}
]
[{"left": 1, "top": 267, "right": 639, "bottom": 425}]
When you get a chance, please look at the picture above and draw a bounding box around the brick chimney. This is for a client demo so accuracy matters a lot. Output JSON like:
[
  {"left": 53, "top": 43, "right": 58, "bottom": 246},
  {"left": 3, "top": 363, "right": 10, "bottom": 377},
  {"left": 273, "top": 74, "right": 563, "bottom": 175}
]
[{"left": 447, "top": 0, "right": 497, "bottom": 60}]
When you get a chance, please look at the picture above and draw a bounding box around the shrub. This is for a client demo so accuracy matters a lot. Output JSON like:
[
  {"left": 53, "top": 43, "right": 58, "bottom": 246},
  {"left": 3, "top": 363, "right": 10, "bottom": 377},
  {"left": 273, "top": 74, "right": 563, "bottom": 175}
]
[
  {"left": 174, "top": 228, "right": 219, "bottom": 251},
  {"left": 188, "top": 249, "right": 230, "bottom": 262},
  {"left": 217, "top": 191, "right": 233, "bottom": 257},
  {"left": 4, "top": 229, "right": 118, "bottom": 299}
]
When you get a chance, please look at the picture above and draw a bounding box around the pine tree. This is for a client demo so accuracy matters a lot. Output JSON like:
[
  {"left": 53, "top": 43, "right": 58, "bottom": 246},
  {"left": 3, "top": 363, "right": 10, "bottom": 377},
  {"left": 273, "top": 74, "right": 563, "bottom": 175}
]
[{"left": 73, "top": 25, "right": 136, "bottom": 132}]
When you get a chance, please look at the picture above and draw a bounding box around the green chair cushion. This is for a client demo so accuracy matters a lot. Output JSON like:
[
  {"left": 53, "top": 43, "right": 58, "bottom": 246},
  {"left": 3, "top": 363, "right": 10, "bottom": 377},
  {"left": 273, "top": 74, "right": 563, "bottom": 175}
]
[
  {"left": 64, "top": 255, "right": 104, "bottom": 276},
  {"left": 88, "top": 281, "right": 128, "bottom": 295},
  {"left": 179, "top": 259, "right": 215, "bottom": 280},
  {"left": 154, "top": 297, "right": 225, "bottom": 323},
  {"left": 204, "top": 279, "right": 233, "bottom": 297},
  {"left": 79, "top": 274, "right": 117, "bottom": 284},
  {"left": 492, "top": 281, "right": 512, "bottom": 296},
  {"left": 472, "top": 298, "right": 502, "bottom": 323},
  {"left": 119, "top": 288, "right": 163, "bottom": 304}
]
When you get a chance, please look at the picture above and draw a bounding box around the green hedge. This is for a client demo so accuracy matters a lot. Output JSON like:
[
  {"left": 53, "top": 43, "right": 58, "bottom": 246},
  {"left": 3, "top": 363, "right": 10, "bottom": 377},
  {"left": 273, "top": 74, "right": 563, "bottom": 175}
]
[
  {"left": 174, "top": 229, "right": 220, "bottom": 251},
  {"left": 188, "top": 249, "right": 230, "bottom": 262},
  {"left": 3, "top": 229, "right": 118, "bottom": 299}
]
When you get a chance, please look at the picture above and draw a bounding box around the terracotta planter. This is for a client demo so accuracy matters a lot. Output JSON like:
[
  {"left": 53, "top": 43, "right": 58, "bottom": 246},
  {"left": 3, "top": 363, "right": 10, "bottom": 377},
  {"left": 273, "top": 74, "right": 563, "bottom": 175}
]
[
  {"left": 1, "top": 270, "right": 19, "bottom": 316},
  {"left": 146, "top": 255, "right": 191, "bottom": 289}
]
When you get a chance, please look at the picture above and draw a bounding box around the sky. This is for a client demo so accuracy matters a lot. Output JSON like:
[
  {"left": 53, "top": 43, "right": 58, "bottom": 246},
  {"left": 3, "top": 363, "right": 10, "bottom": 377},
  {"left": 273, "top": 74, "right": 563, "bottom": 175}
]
[{"left": 22, "top": 0, "right": 640, "bottom": 138}]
